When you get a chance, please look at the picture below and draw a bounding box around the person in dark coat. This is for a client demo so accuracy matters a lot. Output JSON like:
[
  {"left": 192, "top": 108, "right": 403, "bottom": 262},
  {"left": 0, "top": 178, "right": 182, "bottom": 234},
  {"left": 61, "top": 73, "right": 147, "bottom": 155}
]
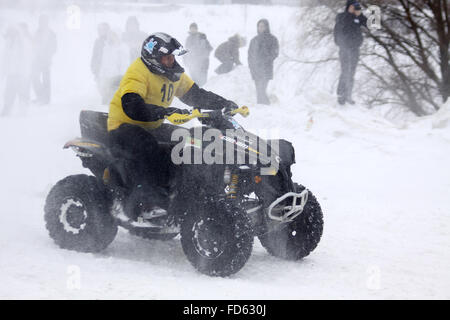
[
  {"left": 334, "top": 0, "right": 367, "bottom": 105},
  {"left": 184, "top": 23, "right": 213, "bottom": 87},
  {"left": 214, "top": 34, "right": 245, "bottom": 75},
  {"left": 1, "top": 23, "right": 32, "bottom": 116},
  {"left": 91, "top": 23, "right": 110, "bottom": 82},
  {"left": 248, "top": 19, "right": 279, "bottom": 105}
]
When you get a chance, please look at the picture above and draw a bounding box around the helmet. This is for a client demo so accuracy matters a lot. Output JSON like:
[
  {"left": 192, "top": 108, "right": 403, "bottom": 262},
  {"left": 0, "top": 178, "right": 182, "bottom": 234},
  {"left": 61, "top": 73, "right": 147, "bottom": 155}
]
[{"left": 141, "top": 33, "right": 187, "bottom": 81}]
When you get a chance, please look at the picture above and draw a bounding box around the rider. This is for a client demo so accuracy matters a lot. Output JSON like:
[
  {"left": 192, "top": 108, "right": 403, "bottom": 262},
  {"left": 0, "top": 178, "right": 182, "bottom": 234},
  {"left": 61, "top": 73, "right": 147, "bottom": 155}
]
[{"left": 107, "top": 33, "right": 238, "bottom": 201}]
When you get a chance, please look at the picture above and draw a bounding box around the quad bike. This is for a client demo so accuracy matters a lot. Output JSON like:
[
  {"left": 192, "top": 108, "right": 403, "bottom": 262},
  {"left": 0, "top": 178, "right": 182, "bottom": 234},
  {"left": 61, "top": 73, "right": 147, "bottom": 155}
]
[{"left": 44, "top": 106, "right": 323, "bottom": 277}]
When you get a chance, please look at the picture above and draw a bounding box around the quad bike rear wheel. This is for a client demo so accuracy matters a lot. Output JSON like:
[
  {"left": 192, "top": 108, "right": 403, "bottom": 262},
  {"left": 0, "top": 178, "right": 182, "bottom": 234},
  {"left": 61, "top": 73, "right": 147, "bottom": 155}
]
[
  {"left": 44, "top": 174, "right": 118, "bottom": 252},
  {"left": 258, "top": 183, "right": 323, "bottom": 260}
]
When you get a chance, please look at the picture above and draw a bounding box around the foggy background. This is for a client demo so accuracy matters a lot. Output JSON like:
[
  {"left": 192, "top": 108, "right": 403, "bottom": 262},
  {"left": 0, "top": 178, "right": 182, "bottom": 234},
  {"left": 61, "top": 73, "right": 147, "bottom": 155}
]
[{"left": 0, "top": 0, "right": 449, "bottom": 299}]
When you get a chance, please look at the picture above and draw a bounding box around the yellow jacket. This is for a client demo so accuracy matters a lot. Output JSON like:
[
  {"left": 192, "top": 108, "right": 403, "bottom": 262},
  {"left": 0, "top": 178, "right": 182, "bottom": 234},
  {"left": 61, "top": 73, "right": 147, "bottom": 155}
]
[{"left": 108, "top": 58, "right": 194, "bottom": 131}]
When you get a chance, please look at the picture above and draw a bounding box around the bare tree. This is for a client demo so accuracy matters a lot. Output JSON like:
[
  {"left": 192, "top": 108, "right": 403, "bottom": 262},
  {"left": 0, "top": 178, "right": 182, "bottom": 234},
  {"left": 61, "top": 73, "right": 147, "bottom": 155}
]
[
  {"left": 297, "top": 0, "right": 449, "bottom": 116},
  {"left": 357, "top": 0, "right": 449, "bottom": 115}
]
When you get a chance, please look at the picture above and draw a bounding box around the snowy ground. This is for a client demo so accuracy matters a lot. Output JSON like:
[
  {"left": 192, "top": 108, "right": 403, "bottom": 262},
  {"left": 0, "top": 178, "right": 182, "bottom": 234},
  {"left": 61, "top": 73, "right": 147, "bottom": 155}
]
[{"left": 0, "top": 3, "right": 449, "bottom": 299}]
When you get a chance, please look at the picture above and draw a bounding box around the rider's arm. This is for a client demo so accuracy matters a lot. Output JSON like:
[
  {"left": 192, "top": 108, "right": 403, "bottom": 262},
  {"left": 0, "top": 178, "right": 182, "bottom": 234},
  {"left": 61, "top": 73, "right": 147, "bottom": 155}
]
[
  {"left": 359, "top": 13, "right": 368, "bottom": 28},
  {"left": 179, "top": 83, "right": 234, "bottom": 111},
  {"left": 121, "top": 93, "right": 167, "bottom": 121}
]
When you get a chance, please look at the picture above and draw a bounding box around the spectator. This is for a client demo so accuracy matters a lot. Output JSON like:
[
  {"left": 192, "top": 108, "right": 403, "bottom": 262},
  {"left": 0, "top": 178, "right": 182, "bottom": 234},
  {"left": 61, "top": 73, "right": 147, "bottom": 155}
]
[
  {"left": 92, "top": 26, "right": 128, "bottom": 104},
  {"left": 18, "top": 23, "right": 32, "bottom": 105},
  {"left": 334, "top": 0, "right": 367, "bottom": 105},
  {"left": 31, "top": 14, "right": 57, "bottom": 105},
  {"left": 91, "top": 23, "right": 110, "bottom": 82},
  {"left": 1, "top": 24, "right": 32, "bottom": 116},
  {"left": 122, "top": 16, "right": 147, "bottom": 63},
  {"left": 214, "top": 34, "right": 246, "bottom": 75},
  {"left": 184, "top": 22, "right": 213, "bottom": 87},
  {"left": 248, "top": 19, "right": 279, "bottom": 105}
]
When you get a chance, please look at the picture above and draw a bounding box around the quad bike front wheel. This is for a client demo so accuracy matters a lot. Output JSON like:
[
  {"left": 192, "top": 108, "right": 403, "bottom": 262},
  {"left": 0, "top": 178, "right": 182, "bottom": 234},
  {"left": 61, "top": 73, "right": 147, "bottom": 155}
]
[
  {"left": 258, "top": 183, "right": 323, "bottom": 260},
  {"left": 44, "top": 174, "right": 118, "bottom": 252},
  {"left": 181, "top": 200, "right": 254, "bottom": 277}
]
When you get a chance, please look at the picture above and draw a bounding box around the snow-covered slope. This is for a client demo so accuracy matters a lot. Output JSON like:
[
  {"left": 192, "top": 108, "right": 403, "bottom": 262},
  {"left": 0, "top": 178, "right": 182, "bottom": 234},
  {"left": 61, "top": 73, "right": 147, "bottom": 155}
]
[{"left": 0, "top": 3, "right": 449, "bottom": 299}]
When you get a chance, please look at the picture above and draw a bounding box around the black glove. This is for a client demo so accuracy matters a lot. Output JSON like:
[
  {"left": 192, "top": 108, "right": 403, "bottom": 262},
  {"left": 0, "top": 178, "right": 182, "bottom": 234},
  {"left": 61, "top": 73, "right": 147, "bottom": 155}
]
[
  {"left": 164, "top": 107, "right": 190, "bottom": 116},
  {"left": 223, "top": 100, "right": 239, "bottom": 114},
  {"left": 208, "top": 109, "right": 223, "bottom": 119},
  {"left": 199, "top": 109, "right": 222, "bottom": 126}
]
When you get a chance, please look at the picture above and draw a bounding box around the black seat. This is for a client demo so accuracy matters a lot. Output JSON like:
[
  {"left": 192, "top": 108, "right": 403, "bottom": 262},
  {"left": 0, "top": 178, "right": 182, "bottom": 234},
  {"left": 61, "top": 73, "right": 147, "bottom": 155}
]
[{"left": 79, "top": 110, "right": 109, "bottom": 146}]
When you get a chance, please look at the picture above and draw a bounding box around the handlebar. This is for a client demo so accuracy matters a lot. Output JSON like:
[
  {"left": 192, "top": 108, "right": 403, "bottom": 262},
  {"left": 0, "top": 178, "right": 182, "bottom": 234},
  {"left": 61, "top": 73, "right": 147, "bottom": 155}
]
[
  {"left": 164, "top": 106, "right": 249, "bottom": 125},
  {"left": 229, "top": 106, "right": 250, "bottom": 117}
]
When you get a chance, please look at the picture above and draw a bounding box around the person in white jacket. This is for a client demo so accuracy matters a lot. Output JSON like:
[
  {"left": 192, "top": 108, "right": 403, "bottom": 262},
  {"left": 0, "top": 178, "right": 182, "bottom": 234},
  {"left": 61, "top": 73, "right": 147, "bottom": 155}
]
[
  {"left": 93, "top": 28, "right": 128, "bottom": 104},
  {"left": 121, "top": 16, "right": 147, "bottom": 64},
  {"left": 1, "top": 23, "right": 33, "bottom": 116},
  {"left": 31, "top": 14, "right": 57, "bottom": 105}
]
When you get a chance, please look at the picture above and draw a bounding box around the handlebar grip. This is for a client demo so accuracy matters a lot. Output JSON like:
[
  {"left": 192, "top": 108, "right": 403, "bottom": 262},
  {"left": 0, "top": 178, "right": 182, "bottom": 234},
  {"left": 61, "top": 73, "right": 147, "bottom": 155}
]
[
  {"left": 231, "top": 106, "right": 250, "bottom": 117},
  {"left": 165, "top": 106, "right": 249, "bottom": 125}
]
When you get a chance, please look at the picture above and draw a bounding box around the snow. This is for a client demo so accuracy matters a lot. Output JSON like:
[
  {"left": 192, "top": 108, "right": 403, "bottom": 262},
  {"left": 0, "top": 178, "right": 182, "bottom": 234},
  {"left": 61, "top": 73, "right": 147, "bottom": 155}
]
[{"left": 0, "top": 3, "right": 449, "bottom": 299}]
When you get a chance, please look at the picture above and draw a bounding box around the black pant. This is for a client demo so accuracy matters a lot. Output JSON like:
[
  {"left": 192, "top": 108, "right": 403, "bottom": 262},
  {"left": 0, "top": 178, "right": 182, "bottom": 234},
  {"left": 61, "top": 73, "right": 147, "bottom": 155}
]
[
  {"left": 337, "top": 47, "right": 359, "bottom": 101},
  {"left": 2, "top": 74, "right": 30, "bottom": 116},
  {"left": 254, "top": 78, "right": 270, "bottom": 105},
  {"left": 32, "top": 64, "right": 51, "bottom": 104},
  {"left": 109, "top": 124, "right": 169, "bottom": 189},
  {"left": 215, "top": 60, "right": 234, "bottom": 74}
]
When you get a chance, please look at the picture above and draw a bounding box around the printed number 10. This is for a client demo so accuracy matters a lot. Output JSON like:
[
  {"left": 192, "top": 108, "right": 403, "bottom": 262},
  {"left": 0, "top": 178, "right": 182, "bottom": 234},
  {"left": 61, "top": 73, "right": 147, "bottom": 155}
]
[{"left": 161, "top": 84, "right": 174, "bottom": 102}]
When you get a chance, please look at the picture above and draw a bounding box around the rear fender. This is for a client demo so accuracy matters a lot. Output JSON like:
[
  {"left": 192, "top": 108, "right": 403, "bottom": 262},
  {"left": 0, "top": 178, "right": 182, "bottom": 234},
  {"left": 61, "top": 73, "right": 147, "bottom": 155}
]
[
  {"left": 64, "top": 138, "right": 130, "bottom": 188},
  {"left": 63, "top": 138, "right": 108, "bottom": 158},
  {"left": 64, "top": 138, "right": 112, "bottom": 182}
]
